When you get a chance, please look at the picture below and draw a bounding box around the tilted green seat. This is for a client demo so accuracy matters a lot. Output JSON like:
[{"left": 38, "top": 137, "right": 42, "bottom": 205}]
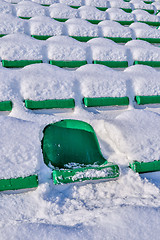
[{"left": 41, "top": 119, "right": 119, "bottom": 184}]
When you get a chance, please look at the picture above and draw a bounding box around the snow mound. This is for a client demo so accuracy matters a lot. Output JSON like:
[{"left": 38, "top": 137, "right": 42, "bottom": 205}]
[
  {"left": 49, "top": 3, "right": 79, "bottom": 19},
  {"left": 77, "top": 64, "right": 128, "bottom": 97},
  {"left": 0, "top": 116, "right": 41, "bottom": 179},
  {"left": 105, "top": 109, "right": 160, "bottom": 163},
  {"left": 20, "top": 63, "right": 76, "bottom": 100}
]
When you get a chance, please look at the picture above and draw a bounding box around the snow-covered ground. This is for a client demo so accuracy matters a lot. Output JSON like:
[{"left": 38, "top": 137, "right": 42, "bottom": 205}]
[{"left": 1, "top": 0, "right": 160, "bottom": 239}]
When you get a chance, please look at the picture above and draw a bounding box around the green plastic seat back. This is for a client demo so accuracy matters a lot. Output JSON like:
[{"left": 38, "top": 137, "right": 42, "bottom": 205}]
[{"left": 42, "top": 119, "right": 106, "bottom": 168}]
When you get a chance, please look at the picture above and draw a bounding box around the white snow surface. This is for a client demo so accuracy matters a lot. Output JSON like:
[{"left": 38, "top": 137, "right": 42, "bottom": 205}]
[
  {"left": 105, "top": 109, "right": 160, "bottom": 163},
  {"left": 130, "top": 22, "right": 160, "bottom": 38},
  {"left": 1, "top": 1, "right": 160, "bottom": 239},
  {"left": 0, "top": 115, "right": 41, "bottom": 179}
]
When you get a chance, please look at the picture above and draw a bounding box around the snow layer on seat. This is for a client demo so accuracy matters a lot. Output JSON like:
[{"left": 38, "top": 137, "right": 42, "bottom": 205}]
[
  {"left": 47, "top": 36, "right": 87, "bottom": 61},
  {"left": 0, "top": 34, "right": 43, "bottom": 60},
  {"left": 0, "top": 67, "right": 17, "bottom": 101},
  {"left": 59, "top": 0, "right": 82, "bottom": 7},
  {"left": 131, "top": 0, "right": 155, "bottom": 11},
  {"left": 20, "top": 63, "right": 76, "bottom": 100},
  {"left": 0, "top": 13, "right": 27, "bottom": 35},
  {"left": 126, "top": 39, "right": 160, "bottom": 62},
  {"left": 79, "top": 6, "right": 107, "bottom": 21},
  {"left": 16, "top": 1, "right": 46, "bottom": 18},
  {"left": 104, "top": 109, "right": 160, "bottom": 164},
  {"left": 49, "top": 3, "right": 79, "bottom": 19},
  {"left": 106, "top": 8, "right": 134, "bottom": 21},
  {"left": 66, "top": 18, "right": 99, "bottom": 37},
  {"left": 99, "top": 20, "right": 133, "bottom": 38},
  {"left": 32, "top": 0, "right": 58, "bottom": 5},
  {"left": 89, "top": 38, "right": 128, "bottom": 61},
  {"left": 76, "top": 64, "right": 128, "bottom": 98},
  {"left": 132, "top": 9, "right": 160, "bottom": 22},
  {"left": 130, "top": 22, "right": 160, "bottom": 39},
  {"left": 0, "top": 115, "right": 41, "bottom": 179},
  {"left": 29, "top": 16, "right": 64, "bottom": 36},
  {"left": 85, "top": 0, "right": 108, "bottom": 8},
  {"left": 0, "top": 0, "right": 13, "bottom": 14},
  {"left": 109, "top": 0, "right": 132, "bottom": 10},
  {"left": 124, "top": 65, "right": 160, "bottom": 96}
]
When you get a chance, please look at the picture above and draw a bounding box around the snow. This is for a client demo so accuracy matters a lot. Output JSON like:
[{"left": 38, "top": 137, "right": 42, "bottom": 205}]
[
  {"left": 130, "top": 22, "right": 160, "bottom": 38},
  {"left": 66, "top": 18, "right": 99, "bottom": 37},
  {"left": 0, "top": 115, "right": 41, "bottom": 179},
  {"left": 77, "top": 64, "right": 128, "bottom": 97},
  {"left": 126, "top": 39, "right": 160, "bottom": 62},
  {"left": 29, "top": 16, "right": 64, "bottom": 36},
  {"left": 0, "top": 13, "right": 27, "bottom": 35},
  {"left": 104, "top": 109, "right": 160, "bottom": 163},
  {"left": 106, "top": 8, "right": 135, "bottom": 21},
  {"left": 132, "top": 9, "right": 160, "bottom": 22},
  {"left": 89, "top": 37, "right": 128, "bottom": 61},
  {"left": 99, "top": 20, "right": 133, "bottom": 38},
  {"left": 0, "top": 33, "right": 43, "bottom": 60},
  {"left": 49, "top": 3, "right": 79, "bottom": 19},
  {"left": 20, "top": 63, "right": 76, "bottom": 100},
  {"left": 47, "top": 35, "right": 87, "bottom": 61},
  {"left": 79, "top": 6, "right": 107, "bottom": 20},
  {"left": 1, "top": 0, "right": 160, "bottom": 239}
]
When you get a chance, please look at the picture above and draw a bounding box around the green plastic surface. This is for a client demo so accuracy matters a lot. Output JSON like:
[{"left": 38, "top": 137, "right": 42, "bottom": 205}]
[
  {"left": 121, "top": 8, "right": 132, "bottom": 13},
  {"left": 18, "top": 16, "right": 31, "bottom": 20},
  {"left": 138, "top": 21, "right": 160, "bottom": 26},
  {"left": 134, "top": 61, "right": 160, "bottom": 67},
  {"left": 83, "top": 97, "right": 129, "bottom": 107},
  {"left": 42, "top": 119, "right": 119, "bottom": 184},
  {"left": 70, "top": 6, "right": 80, "bottom": 9},
  {"left": 116, "top": 20, "right": 134, "bottom": 25},
  {"left": 71, "top": 36, "right": 97, "bottom": 42},
  {"left": 129, "top": 160, "right": 160, "bottom": 173},
  {"left": 104, "top": 37, "right": 132, "bottom": 43},
  {"left": 0, "top": 101, "right": 12, "bottom": 111},
  {"left": 135, "top": 95, "right": 160, "bottom": 105},
  {"left": 145, "top": 9, "right": 154, "bottom": 14},
  {"left": 0, "top": 175, "right": 38, "bottom": 191},
  {"left": 87, "top": 19, "right": 102, "bottom": 24},
  {"left": 25, "top": 99, "right": 75, "bottom": 109},
  {"left": 93, "top": 60, "right": 128, "bottom": 68},
  {"left": 53, "top": 18, "right": 68, "bottom": 22},
  {"left": 137, "top": 37, "right": 160, "bottom": 43},
  {"left": 0, "top": 34, "right": 6, "bottom": 38},
  {"left": 144, "top": 1, "right": 153, "bottom": 4},
  {"left": 49, "top": 60, "right": 87, "bottom": 68},
  {"left": 53, "top": 163, "right": 119, "bottom": 184},
  {"left": 96, "top": 7, "right": 108, "bottom": 11},
  {"left": 2, "top": 60, "right": 43, "bottom": 68},
  {"left": 31, "top": 35, "right": 52, "bottom": 40}
]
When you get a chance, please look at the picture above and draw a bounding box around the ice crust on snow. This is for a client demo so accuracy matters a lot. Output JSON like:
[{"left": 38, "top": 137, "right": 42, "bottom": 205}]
[
  {"left": 105, "top": 109, "right": 160, "bottom": 163},
  {"left": 0, "top": 116, "right": 41, "bottom": 179}
]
